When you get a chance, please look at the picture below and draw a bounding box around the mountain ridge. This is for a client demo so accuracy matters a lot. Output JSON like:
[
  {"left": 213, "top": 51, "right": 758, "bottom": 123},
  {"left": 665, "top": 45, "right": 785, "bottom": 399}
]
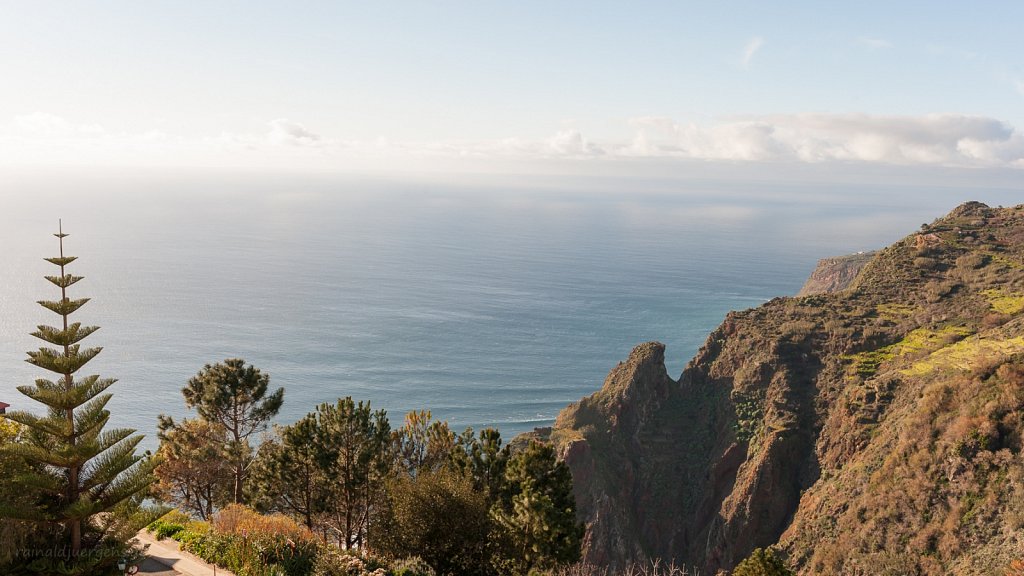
[{"left": 549, "top": 201, "right": 1024, "bottom": 574}]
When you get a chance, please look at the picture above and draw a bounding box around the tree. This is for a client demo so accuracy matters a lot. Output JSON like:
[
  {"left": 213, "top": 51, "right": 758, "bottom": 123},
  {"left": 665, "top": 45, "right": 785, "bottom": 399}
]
[
  {"left": 0, "top": 225, "right": 157, "bottom": 573},
  {"left": 177, "top": 358, "right": 284, "bottom": 503},
  {"left": 249, "top": 418, "right": 327, "bottom": 532},
  {"left": 492, "top": 440, "right": 583, "bottom": 575},
  {"left": 732, "top": 548, "right": 795, "bottom": 576},
  {"left": 455, "top": 427, "right": 507, "bottom": 499},
  {"left": 373, "top": 468, "right": 494, "bottom": 576},
  {"left": 0, "top": 417, "right": 38, "bottom": 566},
  {"left": 315, "top": 397, "right": 391, "bottom": 548},
  {"left": 153, "top": 417, "right": 232, "bottom": 520},
  {"left": 392, "top": 410, "right": 458, "bottom": 477}
]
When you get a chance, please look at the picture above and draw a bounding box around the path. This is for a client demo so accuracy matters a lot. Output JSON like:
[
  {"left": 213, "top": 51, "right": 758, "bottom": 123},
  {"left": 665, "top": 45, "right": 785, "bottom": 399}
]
[{"left": 135, "top": 529, "right": 236, "bottom": 576}]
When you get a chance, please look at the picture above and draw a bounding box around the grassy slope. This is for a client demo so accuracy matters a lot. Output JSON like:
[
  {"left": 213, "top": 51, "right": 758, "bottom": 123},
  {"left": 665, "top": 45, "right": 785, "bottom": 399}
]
[{"left": 779, "top": 202, "right": 1024, "bottom": 575}]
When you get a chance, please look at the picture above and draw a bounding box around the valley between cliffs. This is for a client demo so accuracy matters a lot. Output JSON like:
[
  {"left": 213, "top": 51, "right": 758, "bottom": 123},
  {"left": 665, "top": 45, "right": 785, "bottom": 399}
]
[{"left": 549, "top": 202, "right": 1024, "bottom": 575}]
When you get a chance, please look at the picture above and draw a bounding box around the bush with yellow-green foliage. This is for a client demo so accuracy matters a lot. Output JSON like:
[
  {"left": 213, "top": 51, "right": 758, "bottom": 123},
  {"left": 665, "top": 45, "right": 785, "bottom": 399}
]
[{"left": 731, "top": 548, "right": 793, "bottom": 576}]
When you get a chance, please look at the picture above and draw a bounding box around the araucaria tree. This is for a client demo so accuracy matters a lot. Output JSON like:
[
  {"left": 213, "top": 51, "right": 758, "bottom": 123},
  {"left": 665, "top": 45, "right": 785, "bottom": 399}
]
[
  {"left": 178, "top": 358, "right": 283, "bottom": 503},
  {"left": 0, "top": 225, "right": 156, "bottom": 572}
]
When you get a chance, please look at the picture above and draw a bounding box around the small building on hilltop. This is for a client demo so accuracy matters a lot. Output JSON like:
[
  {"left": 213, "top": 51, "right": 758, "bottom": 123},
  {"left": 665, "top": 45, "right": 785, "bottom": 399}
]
[{"left": 0, "top": 401, "right": 9, "bottom": 414}]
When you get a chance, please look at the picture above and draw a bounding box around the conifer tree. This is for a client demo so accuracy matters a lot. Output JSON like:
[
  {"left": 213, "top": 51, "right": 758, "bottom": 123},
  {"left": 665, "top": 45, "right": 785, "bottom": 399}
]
[
  {"left": 174, "top": 358, "right": 284, "bottom": 503},
  {"left": 492, "top": 440, "right": 583, "bottom": 575},
  {"left": 153, "top": 417, "right": 232, "bottom": 520},
  {"left": 1, "top": 224, "right": 156, "bottom": 571},
  {"left": 392, "top": 409, "right": 457, "bottom": 476},
  {"left": 249, "top": 417, "right": 326, "bottom": 531},
  {"left": 316, "top": 397, "right": 391, "bottom": 548}
]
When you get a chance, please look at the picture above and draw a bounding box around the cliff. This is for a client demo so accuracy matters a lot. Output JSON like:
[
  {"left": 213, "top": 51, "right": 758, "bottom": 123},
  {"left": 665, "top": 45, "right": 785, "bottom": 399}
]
[
  {"left": 797, "top": 251, "right": 876, "bottom": 296},
  {"left": 552, "top": 201, "right": 1024, "bottom": 575}
]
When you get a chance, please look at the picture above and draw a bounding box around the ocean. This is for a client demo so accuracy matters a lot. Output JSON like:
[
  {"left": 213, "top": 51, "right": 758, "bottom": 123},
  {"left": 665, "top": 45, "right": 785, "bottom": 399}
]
[{"left": 1, "top": 166, "right": 1021, "bottom": 450}]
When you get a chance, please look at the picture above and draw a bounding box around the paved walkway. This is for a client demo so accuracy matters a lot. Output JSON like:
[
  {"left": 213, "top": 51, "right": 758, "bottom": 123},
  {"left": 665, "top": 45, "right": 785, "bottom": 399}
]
[
  {"left": 136, "top": 530, "right": 236, "bottom": 576},
  {"left": 139, "top": 556, "right": 180, "bottom": 575}
]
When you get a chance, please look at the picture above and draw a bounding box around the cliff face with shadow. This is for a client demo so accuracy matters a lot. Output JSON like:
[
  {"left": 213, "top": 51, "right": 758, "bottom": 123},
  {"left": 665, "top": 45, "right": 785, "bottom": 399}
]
[{"left": 551, "top": 202, "right": 1024, "bottom": 574}]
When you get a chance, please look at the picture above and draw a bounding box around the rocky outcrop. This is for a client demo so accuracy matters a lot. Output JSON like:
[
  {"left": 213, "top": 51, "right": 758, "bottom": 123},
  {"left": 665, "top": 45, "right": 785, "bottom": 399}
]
[
  {"left": 797, "top": 251, "right": 876, "bottom": 296},
  {"left": 553, "top": 203, "right": 1024, "bottom": 574}
]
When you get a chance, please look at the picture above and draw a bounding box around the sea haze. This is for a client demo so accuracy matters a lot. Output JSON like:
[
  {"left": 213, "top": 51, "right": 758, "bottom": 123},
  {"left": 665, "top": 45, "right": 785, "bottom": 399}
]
[{"left": 1, "top": 168, "right": 1021, "bottom": 450}]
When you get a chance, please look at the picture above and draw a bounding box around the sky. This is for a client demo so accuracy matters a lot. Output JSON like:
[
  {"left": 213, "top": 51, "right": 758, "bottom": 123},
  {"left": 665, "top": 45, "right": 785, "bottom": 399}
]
[{"left": 0, "top": 1, "right": 1023, "bottom": 172}]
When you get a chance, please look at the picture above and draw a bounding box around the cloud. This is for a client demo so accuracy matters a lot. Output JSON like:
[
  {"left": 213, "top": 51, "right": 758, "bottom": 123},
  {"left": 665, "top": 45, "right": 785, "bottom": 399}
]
[
  {"left": 741, "top": 37, "right": 764, "bottom": 68},
  {"left": 1, "top": 112, "right": 1023, "bottom": 171},
  {"left": 857, "top": 36, "right": 892, "bottom": 49},
  {"left": 545, "top": 130, "right": 604, "bottom": 157},
  {"left": 625, "top": 113, "right": 1024, "bottom": 166},
  {"left": 1015, "top": 79, "right": 1024, "bottom": 97},
  {"left": 266, "top": 119, "right": 321, "bottom": 146},
  {"left": 13, "top": 112, "right": 103, "bottom": 137}
]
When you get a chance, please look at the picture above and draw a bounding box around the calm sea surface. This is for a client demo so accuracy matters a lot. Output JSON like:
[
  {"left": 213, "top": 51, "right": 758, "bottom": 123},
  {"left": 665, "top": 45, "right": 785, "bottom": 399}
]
[{"left": 1, "top": 169, "right": 1021, "bottom": 450}]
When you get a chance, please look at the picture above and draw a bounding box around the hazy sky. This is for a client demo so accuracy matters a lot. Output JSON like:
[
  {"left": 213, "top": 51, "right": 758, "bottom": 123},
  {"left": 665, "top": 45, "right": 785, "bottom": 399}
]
[{"left": 1, "top": 1, "right": 1023, "bottom": 172}]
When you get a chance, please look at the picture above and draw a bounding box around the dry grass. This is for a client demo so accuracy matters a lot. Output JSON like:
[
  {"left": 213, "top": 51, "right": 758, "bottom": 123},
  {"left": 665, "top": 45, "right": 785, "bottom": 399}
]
[{"left": 555, "top": 560, "right": 700, "bottom": 576}]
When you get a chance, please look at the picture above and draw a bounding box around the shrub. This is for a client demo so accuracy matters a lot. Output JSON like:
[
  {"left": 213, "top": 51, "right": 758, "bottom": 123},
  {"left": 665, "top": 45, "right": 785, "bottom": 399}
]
[
  {"left": 213, "top": 503, "right": 313, "bottom": 541},
  {"left": 158, "top": 504, "right": 391, "bottom": 576},
  {"left": 169, "top": 505, "right": 321, "bottom": 576},
  {"left": 373, "top": 468, "right": 493, "bottom": 576},
  {"left": 391, "top": 556, "right": 437, "bottom": 576},
  {"left": 312, "top": 545, "right": 389, "bottom": 576},
  {"left": 154, "top": 522, "right": 185, "bottom": 540},
  {"left": 732, "top": 548, "right": 794, "bottom": 576},
  {"left": 956, "top": 252, "right": 989, "bottom": 271},
  {"left": 147, "top": 510, "right": 195, "bottom": 540}
]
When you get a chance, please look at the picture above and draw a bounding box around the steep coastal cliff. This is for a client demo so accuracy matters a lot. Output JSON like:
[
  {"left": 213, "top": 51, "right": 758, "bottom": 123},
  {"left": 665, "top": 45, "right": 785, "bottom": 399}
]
[
  {"left": 552, "top": 202, "right": 1024, "bottom": 574},
  {"left": 797, "top": 251, "right": 877, "bottom": 296}
]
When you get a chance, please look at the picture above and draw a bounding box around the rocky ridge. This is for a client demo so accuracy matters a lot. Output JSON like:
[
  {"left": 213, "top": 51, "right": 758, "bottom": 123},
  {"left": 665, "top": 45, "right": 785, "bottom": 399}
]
[{"left": 551, "top": 202, "right": 1024, "bottom": 575}]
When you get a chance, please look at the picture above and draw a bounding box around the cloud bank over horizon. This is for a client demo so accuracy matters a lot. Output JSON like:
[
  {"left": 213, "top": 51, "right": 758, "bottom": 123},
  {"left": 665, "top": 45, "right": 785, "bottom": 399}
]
[{"left": 2, "top": 111, "right": 1023, "bottom": 172}]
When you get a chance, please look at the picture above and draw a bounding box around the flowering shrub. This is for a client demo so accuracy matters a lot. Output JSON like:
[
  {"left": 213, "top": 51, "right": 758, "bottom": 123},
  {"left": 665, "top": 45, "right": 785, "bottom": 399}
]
[
  {"left": 148, "top": 506, "right": 390, "bottom": 576},
  {"left": 312, "top": 545, "right": 389, "bottom": 576}
]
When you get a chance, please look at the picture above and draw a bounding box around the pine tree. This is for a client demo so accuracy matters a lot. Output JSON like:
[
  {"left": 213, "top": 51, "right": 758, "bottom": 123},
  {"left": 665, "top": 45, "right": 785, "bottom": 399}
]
[
  {"left": 1, "top": 224, "right": 157, "bottom": 571},
  {"left": 175, "top": 358, "right": 284, "bottom": 504},
  {"left": 392, "top": 409, "right": 457, "bottom": 476},
  {"left": 153, "top": 417, "right": 232, "bottom": 520},
  {"left": 249, "top": 417, "right": 326, "bottom": 531},
  {"left": 315, "top": 397, "right": 390, "bottom": 549},
  {"left": 492, "top": 440, "right": 583, "bottom": 575}
]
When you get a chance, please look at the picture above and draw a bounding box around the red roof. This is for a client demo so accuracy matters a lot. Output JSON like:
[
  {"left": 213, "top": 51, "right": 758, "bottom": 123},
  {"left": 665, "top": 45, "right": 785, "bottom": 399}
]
[{"left": 0, "top": 402, "right": 9, "bottom": 409}]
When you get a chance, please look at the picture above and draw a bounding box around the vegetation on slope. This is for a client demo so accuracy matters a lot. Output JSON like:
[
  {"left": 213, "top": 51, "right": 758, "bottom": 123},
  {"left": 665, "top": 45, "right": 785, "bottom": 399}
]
[{"left": 552, "top": 202, "right": 1024, "bottom": 575}]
